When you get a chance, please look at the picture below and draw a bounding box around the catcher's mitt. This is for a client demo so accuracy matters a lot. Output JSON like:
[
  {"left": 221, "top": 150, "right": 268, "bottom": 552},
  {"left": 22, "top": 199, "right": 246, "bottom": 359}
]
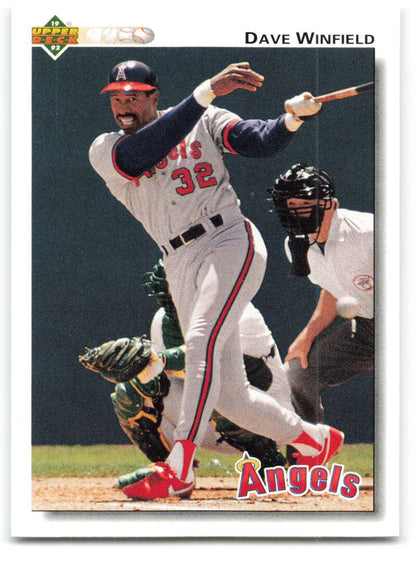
[{"left": 79, "top": 335, "right": 154, "bottom": 384}]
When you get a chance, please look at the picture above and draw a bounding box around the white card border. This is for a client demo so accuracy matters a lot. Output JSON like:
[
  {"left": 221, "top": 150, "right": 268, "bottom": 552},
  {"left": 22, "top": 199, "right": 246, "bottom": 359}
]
[{"left": 9, "top": 1, "right": 404, "bottom": 539}]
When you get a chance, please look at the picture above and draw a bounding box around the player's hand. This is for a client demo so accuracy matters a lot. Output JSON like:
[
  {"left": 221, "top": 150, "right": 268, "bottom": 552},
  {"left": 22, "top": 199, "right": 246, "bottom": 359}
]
[
  {"left": 136, "top": 349, "right": 165, "bottom": 384},
  {"left": 210, "top": 62, "right": 264, "bottom": 96},
  {"left": 284, "top": 336, "right": 312, "bottom": 370},
  {"left": 284, "top": 92, "right": 322, "bottom": 120}
]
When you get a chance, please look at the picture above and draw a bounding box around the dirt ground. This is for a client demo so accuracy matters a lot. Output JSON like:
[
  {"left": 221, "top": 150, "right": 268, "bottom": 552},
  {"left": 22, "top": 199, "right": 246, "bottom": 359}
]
[{"left": 32, "top": 476, "right": 374, "bottom": 512}]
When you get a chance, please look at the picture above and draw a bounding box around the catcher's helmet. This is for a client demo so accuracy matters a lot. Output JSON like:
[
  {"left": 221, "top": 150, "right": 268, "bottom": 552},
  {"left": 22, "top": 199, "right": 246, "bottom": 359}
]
[
  {"left": 101, "top": 60, "right": 159, "bottom": 93},
  {"left": 270, "top": 163, "right": 335, "bottom": 236}
]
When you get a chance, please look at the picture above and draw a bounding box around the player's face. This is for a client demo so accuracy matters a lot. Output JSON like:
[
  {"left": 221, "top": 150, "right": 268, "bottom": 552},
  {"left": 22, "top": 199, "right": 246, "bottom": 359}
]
[
  {"left": 287, "top": 198, "right": 319, "bottom": 218},
  {"left": 110, "top": 90, "right": 160, "bottom": 134}
]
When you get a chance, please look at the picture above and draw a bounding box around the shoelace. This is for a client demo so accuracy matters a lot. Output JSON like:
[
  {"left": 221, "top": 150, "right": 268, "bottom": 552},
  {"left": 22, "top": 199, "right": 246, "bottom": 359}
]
[{"left": 151, "top": 462, "right": 177, "bottom": 481}]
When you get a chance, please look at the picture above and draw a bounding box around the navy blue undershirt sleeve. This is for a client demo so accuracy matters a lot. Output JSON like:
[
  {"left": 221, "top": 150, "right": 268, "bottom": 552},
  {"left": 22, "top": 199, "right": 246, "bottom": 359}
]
[
  {"left": 225, "top": 115, "right": 294, "bottom": 157},
  {"left": 114, "top": 94, "right": 207, "bottom": 178}
]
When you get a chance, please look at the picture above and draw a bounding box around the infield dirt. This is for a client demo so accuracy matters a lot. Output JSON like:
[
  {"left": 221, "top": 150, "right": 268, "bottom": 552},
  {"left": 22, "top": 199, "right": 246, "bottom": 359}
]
[{"left": 32, "top": 476, "right": 374, "bottom": 512}]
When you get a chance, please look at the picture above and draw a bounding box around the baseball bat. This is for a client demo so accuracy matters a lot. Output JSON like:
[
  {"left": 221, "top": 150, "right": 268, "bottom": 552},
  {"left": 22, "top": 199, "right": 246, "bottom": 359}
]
[{"left": 314, "top": 82, "right": 375, "bottom": 103}]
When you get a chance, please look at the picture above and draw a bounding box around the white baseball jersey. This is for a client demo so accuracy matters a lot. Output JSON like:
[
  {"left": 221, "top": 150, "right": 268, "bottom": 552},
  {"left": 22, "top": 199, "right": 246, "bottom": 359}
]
[
  {"left": 89, "top": 106, "right": 243, "bottom": 248},
  {"left": 285, "top": 208, "right": 374, "bottom": 318}
]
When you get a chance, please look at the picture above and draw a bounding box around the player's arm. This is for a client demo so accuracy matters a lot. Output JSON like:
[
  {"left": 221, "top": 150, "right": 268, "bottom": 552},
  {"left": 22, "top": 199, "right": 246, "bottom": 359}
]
[
  {"left": 284, "top": 289, "right": 337, "bottom": 369},
  {"left": 113, "top": 95, "right": 207, "bottom": 177},
  {"left": 159, "top": 345, "right": 186, "bottom": 375},
  {"left": 129, "top": 343, "right": 187, "bottom": 384},
  {"left": 222, "top": 94, "right": 322, "bottom": 158},
  {"left": 113, "top": 62, "right": 265, "bottom": 178},
  {"left": 222, "top": 116, "right": 294, "bottom": 157}
]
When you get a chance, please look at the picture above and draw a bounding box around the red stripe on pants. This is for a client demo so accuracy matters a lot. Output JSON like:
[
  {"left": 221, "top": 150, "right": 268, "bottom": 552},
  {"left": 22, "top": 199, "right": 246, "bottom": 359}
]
[{"left": 188, "top": 221, "right": 255, "bottom": 442}]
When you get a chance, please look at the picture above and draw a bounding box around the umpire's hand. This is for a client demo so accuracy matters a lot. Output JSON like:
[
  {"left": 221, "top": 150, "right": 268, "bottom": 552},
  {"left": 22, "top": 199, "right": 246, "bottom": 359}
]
[{"left": 284, "top": 335, "right": 312, "bottom": 370}]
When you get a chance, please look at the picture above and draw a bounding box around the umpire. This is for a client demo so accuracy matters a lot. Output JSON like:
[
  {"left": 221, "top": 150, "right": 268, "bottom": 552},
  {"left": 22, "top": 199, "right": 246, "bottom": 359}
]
[{"left": 270, "top": 163, "right": 374, "bottom": 425}]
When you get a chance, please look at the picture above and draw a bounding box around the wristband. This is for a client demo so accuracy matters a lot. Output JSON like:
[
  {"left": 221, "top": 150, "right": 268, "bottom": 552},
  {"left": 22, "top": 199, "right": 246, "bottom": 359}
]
[
  {"left": 193, "top": 79, "right": 216, "bottom": 107},
  {"left": 160, "top": 347, "right": 185, "bottom": 372},
  {"left": 284, "top": 112, "right": 303, "bottom": 132}
]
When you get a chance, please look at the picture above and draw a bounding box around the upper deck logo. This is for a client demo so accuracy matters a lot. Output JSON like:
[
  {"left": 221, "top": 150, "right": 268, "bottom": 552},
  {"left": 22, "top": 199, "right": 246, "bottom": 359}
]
[{"left": 32, "top": 16, "right": 78, "bottom": 59}]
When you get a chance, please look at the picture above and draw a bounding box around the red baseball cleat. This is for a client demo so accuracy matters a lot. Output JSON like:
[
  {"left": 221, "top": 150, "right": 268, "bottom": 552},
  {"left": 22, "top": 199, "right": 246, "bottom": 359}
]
[
  {"left": 295, "top": 427, "right": 344, "bottom": 467},
  {"left": 122, "top": 462, "right": 194, "bottom": 500}
]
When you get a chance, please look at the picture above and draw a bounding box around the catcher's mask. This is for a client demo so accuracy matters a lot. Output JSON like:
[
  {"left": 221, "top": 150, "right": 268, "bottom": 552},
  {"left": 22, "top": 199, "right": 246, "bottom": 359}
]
[
  {"left": 143, "top": 259, "right": 177, "bottom": 316},
  {"left": 269, "top": 164, "right": 335, "bottom": 276},
  {"left": 270, "top": 163, "right": 335, "bottom": 236}
]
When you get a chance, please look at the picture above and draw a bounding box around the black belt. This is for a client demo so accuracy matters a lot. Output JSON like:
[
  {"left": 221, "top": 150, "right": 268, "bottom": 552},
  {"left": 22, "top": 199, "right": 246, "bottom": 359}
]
[{"left": 167, "top": 214, "right": 223, "bottom": 251}]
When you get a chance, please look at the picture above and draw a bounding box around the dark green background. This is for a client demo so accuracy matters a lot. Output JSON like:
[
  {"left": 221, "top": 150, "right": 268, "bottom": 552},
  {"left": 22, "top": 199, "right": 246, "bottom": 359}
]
[{"left": 32, "top": 46, "right": 375, "bottom": 445}]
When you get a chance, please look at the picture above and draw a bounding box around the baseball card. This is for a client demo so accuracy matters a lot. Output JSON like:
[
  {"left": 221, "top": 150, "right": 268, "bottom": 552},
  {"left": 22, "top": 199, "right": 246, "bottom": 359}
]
[{"left": 9, "top": 1, "right": 405, "bottom": 544}]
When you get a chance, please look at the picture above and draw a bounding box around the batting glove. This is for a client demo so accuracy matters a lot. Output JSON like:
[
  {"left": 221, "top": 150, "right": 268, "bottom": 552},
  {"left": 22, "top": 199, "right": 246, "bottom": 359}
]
[{"left": 284, "top": 92, "right": 322, "bottom": 127}]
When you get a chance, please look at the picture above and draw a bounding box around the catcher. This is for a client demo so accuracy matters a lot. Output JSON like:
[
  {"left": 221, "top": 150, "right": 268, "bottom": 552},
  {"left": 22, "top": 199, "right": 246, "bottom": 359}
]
[{"left": 79, "top": 260, "right": 294, "bottom": 495}]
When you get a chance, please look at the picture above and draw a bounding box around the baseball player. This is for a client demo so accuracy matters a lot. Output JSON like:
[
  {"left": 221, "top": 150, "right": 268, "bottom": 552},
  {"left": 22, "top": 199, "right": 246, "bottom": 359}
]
[
  {"left": 89, "top": 60, "right": 343, "bottom": 500},
  {"left": 112, "top": 260, "right": 293, "bottom": 488},
  {"left": 269, "top": 163, "right": 374, "bottom": 428},
  {"left": 105, "top": 260, "right": 291, "bottom": 492}
]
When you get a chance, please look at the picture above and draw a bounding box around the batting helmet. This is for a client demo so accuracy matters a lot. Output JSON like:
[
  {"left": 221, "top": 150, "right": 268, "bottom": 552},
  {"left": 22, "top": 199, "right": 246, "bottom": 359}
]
[
  {"left": 101, "top": 60, "right": 159, "bottom": 93},
  {"left": 270, "top": 163, "right": 335, "bottom": 237}
]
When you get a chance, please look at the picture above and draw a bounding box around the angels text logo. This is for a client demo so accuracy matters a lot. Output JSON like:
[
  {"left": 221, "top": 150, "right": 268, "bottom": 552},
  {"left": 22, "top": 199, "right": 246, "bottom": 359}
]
[{"left": 235, "top": 452, "right": 361, "bottom": 500}]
